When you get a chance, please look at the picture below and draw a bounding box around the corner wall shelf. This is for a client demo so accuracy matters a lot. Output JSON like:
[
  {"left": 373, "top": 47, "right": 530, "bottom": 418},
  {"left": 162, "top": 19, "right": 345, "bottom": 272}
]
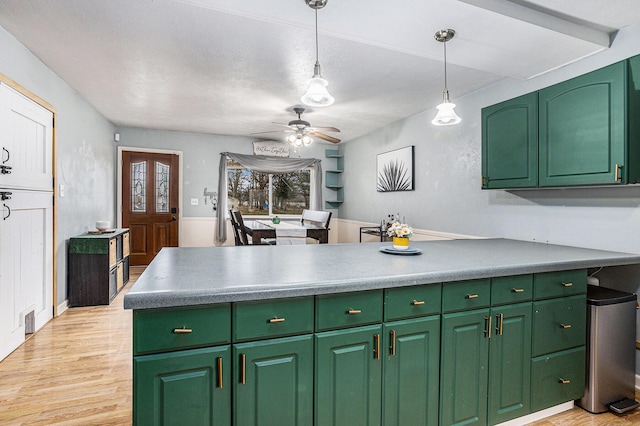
[{"left": 324, "top": 149, "right": 344, "bottom": 209}]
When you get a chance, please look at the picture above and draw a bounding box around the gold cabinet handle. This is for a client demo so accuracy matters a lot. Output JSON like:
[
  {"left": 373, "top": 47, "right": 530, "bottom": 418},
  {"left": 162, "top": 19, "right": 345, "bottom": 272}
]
[
  {"left": 615, "top": 164, "right": 621, "bottom": 181},
  {"left": 560, "top": 323, "right": 572, "bottom": 329},
  {"left": 389, "top": 330, "right": 396, "bottom": 356},
  {"left": 217, "top": 357, "right": 223, "bottom": 389},
  {"left": 512, "top": 288, "right": 524, "bottom": 293},
  {"left": 268, "top": 316, "right": 285, "bottom": 323},
  {"left": 411, "top": 300, "right": 426, "bottom": 306},
  {"left": 484, "top": 316, "right": 492, "bottom": 339},
  {"left": 173, "top": 326, "right": 192, "bottom": 334},
  {"left": 496, "top": 313, "right": 504, "bottom": 336},
  {"left": 348, "top": 308, "right": 362, "bottom": 315},
  {"left": 558, "top": 378, "right": 570, "bottom": 384},
  {"left": 240, "top": 353, "right": 246, "bottom": 385},
  {"left": 373, "top": 334, "right": 380, "bottom": 360},
  {"left": 561, "top": 282, "right": 573, "bottom": 287},
  {"left": 466, "top": 294, "right": 479, "bottom": 299}
]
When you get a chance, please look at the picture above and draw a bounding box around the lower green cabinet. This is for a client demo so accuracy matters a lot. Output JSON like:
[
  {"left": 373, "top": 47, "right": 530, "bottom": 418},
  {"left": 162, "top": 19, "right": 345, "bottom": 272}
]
[
  {"left": 441, "top": 303, "right": 532, "bottom": 426},
  {"left": 383, "top": 316, "right": 440, "bottom": 426},
  {"left": 440, "top": 309, "right": 490, "bottom": 426},
  {"left": 315, "top": 325, "right": 382, "bottom": 426},
  {"left": 488, "top": 303, "right": 532, "bottom": 425},
  {"left": 531, "top": 346, "right": 586, "bottom": 411},
  {"left": 233, "top": 335, "right": 313, "bottom": 426},
  {"left": 134, "top": 345, "right": 231, "bottom": 426}
]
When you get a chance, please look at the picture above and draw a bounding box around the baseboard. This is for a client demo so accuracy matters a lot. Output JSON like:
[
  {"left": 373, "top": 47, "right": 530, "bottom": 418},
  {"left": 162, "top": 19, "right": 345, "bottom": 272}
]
[
  {"left": 56, "top": 299, "right": 69, "bottom": 316},
  {"left": 494, "top": 401, "right": 574, "bottom": 426}
]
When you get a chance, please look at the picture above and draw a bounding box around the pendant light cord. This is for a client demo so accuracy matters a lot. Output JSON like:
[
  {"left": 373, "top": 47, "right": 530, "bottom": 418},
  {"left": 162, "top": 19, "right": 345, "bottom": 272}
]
[
  {"left": 443, "top": 40, "right": 448, "bottom": 91},
  {"left": 315, "top": 8, "right": 319, "bottom": 63}
]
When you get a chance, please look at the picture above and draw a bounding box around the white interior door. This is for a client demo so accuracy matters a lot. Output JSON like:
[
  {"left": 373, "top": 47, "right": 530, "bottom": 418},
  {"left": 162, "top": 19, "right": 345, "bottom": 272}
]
[
  {"left": 0, "top": 190, "right": 53, "bottom": 360},
  {"left": 0, "top": 82, "right": 53, "bottom": 191}
]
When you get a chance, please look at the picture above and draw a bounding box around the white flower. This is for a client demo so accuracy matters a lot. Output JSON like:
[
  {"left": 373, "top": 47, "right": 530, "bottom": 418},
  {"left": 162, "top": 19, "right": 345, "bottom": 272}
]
[{"left": 386, "top": 222, "right": 413, "bottom": 239}]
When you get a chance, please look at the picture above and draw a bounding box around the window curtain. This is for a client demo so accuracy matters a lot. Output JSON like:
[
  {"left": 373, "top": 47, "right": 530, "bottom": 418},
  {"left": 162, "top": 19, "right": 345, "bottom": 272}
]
[{"left": 217, "top": 152, "right": 322, "bottom": 243}]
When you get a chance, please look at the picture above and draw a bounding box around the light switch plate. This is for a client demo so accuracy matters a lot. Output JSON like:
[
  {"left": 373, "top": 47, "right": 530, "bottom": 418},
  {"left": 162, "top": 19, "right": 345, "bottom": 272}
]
[{"left": 190, "top": 198, "right": 198, "bottom": 205}]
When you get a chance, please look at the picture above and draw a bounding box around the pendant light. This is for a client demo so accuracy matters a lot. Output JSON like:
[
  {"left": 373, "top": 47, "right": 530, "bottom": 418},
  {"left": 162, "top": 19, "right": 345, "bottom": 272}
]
[
  {"left": 432, "top": 29, "right": 461, "bottom": 126},
  {"left": 301, "top": 0, "right": 334, "bottom": 107}
]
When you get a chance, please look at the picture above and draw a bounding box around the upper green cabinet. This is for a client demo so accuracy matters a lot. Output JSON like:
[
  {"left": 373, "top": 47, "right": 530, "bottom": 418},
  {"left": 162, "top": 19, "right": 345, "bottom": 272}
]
[
  {"left": 482, "top": 55, "right": 640, "bottom": 189},
  {"left": 482, "top": 93, "right": 538, "bottom": 189}
]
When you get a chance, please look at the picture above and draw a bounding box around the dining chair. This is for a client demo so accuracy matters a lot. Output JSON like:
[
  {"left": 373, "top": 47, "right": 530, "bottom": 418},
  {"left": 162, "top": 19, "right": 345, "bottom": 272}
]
[
  {"left": 228, "top": 209, "right": 244, "bottom": 246},
  {"left": 300, "top": 209, "right": 332, "bottom": 229},
  {"left": 231, "top": 209, "right": 276, "bottom": 246}
]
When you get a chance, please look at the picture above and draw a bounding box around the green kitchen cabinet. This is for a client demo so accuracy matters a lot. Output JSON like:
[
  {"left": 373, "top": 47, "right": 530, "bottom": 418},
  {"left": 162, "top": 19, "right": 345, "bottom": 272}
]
[
  {"left": 482, "top": 92, "right": 538, "bottom": 189},
  {"left": 440, "top": 308, "right": 490, "bottom": 426},
  {"left": 134, "top": 345, "right": 231, "bottom": 426},
  {"left": 315, "top": 324, "right": 383, "bottom": 426},
  {"left": 482, "top": 54, "right": 640, "bottom": 189},
  {"left": 488, "top": 302, "right": 532, "bottom": 425},
  {"left": 539, "top": 61, "right": 628, "bottom": 186},
  {"left": 233, "top": 335, "right": 313, "bottom": 426},
  {"left": 382, "top": 316, "right": 441, "bottom": 426}
]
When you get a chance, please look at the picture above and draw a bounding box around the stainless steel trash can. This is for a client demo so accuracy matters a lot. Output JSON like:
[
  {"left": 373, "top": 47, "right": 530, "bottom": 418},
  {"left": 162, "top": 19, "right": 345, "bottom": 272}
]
[{"left": 576, "top": 285, "right": 638, "bottom": 414}]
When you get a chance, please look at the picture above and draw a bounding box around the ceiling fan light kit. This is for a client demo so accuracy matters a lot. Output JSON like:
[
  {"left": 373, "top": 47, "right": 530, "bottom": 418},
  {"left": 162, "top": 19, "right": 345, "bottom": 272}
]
[
  {"left": 301, "top": 0, "right": 334, "bottom": 107},
  {"left": 432, "top": 28, "right": 462, "bottom": 126}
]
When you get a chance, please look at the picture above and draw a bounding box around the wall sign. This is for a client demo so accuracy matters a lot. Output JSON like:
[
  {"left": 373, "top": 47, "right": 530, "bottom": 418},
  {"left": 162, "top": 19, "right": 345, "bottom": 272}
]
[
  {"left": 253, "top": 141, "right": 290, "bottom": 157},
  {"left": 376, "top": 145, "right": 415, "bottom": 192}
]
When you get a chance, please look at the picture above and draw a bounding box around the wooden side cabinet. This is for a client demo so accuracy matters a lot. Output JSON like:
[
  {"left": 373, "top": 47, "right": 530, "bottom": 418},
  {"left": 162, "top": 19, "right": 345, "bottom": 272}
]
[{"left": 68, "top": 228, "right": 130, "bottom": 306}]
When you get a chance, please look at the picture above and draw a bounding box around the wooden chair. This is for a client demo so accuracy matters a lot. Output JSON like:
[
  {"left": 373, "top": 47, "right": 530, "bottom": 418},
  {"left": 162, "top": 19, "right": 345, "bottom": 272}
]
[
  {"left": 229, "top": 209, "right": 244, "bottom": 246},
  {"left": 231, "top": 209, "right": 275, "bottom": 245},
  {"left": 300, "top": 209, "right": 332, "bottom": 229}
]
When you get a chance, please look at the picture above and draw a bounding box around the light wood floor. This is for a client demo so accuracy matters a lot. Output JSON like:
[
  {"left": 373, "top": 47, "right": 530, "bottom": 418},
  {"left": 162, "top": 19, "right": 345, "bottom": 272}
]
[{"left": 0, "top": 266, "right": 638, "bottom": 425}]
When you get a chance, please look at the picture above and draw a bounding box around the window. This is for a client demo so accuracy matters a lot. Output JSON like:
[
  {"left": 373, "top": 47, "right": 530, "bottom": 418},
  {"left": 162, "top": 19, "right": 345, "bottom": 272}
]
[{"left": 227, "top": 160, "right": 312, "bottom": 216}]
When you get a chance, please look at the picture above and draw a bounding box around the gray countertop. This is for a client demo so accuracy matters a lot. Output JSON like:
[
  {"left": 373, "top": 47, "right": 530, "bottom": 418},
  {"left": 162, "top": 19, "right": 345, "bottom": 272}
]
[{"left": 123, "top": 239, "right": 640, "bottom": 310}]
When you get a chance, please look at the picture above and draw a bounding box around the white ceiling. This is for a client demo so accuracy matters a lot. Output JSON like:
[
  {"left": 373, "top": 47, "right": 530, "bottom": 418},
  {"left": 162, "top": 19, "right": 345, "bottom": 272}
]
[{"left": 0, "top": 0, "right": 639, "bottom": 143}]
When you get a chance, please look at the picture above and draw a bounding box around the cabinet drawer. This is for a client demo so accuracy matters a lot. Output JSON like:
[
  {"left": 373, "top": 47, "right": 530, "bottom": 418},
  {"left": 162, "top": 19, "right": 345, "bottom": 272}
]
[
  {"left": 534, "top": 269, "right": 586, "bottom": 300},
  {"left": 532, "top": 295, "right": 586, "bottom": 356},
  {"left": 233, "top": 297, "right": 314, "bottom": 342},
  {"left": 442, "top": 279, "right": 490, "bottom": 313},
  {"left": 134, "top": 304, "right": 231, "bottom": 355},
  {"left": 531, "top": 346, "right": 586, "bottom": 411},
  {"left": 316, "top": 290, "right": 383, "bottom": 331},
  {"left": 491, "top": 274, "right": 533, "bottom": 306},
  {"left": 109, "top": 238, "right": 117, "bottom": 269},
  {"left": 384, "top": 284, "right": 441, "bottom": 321}
]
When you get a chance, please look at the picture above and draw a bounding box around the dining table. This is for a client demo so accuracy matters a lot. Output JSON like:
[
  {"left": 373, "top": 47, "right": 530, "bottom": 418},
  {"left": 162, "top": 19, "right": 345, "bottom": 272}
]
[{"left": 245, "top": 219, "right": 329, "bottom": 244}]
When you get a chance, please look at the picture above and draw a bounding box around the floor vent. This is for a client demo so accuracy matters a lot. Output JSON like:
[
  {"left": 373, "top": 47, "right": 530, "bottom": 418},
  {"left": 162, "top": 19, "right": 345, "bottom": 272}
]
[{"left": 24, "top": 310, "right": 35, "bottom": 335}]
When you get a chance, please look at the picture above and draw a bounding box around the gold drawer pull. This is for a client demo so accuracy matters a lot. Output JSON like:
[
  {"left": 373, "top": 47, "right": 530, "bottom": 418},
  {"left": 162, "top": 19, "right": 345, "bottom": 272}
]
[
  {"left": 561, "top": 282, "right": 573, "bottom": 287},
  {"left": 240, "top": 353, "right": 246, "bottom": 385},
  {"left": 389, "top": 330, "right": 396, "bottom": 356},
  {"left": 496, "top": 313, "right": 504, "bottom": 336},
  {"left": 484, "top": 316, "right": 492, "bottom": 339},
  {"left": 217, "top": 357, "right": 223, "bottom": 389},
  {"left": 348, "top": 309, "right": 362, "bottom": 315},
  {"left": 373, "top": 334, "right": 380, "bottom": 360},
  {"left": 173, "top": 326, "right": 193, "bottom": 334},
  {"left": 466, "top": 294, "right": 479, "bottom": 299},
  {"left": 512, "top": 288, "right": 524, "bottom": 293},
  {"left": 615, "top": 163, "right": 621, "bottom": 181},
  {"left": 560, "top": 323, "right": 572, "bottom": 329},
  {"left": 268, "top": 317, "right": 285, "bottom": 323},
  {"left": 558, "top": 378, "right": 570, "bottom": 384},
  {"left": 411, "top": 300, "right": 426, "bottom": 306}
]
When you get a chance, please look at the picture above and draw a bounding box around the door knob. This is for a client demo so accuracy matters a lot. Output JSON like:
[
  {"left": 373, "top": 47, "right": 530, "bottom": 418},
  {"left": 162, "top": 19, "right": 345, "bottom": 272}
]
[{"left": 171, "top": 216, "right": 177, "bottom": 221}]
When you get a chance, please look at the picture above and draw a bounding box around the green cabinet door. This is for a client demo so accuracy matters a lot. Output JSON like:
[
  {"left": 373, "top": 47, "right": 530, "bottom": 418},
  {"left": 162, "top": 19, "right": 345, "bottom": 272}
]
[
  {"left": 482, "top": 92, "right": 539, "bottom": 189},
  {"left": 134, "top": 345, "right": 231, "bottom": 426},
  {"left": 539, "top": 61, "right": 626, "bottom": 186},
  {"left": 315, "top": 324, "right": 383, "bottom": 426},
  {"left": 488, "top": 303, "right": 532, "bottom": 425},
  {"left": 383, "top": 316, "right": 440, "bottom": 426},
  {"left": 440, "top": 309, "right": 490, "bottom": 426},
  {"left": 233, "top": 334, "right": 313, "bottom": 426}
]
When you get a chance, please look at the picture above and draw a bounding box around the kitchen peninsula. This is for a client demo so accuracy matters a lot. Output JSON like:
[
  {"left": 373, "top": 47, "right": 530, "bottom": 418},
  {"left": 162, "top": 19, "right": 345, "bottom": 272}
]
[{"left": 124, "top": 239, "right": 640, "bottom": 426}]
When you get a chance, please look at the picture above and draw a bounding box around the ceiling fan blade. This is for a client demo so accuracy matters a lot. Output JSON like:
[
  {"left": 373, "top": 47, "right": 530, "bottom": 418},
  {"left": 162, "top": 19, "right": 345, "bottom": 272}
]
[
  {"left": 308, "top": 126, "right": 340, "bottom": 133},
  {"left": 310, "top": 132, "right": 341, "bottom": 144},
  {"left": 250, "top": 130, "right": 293, "bottom": 135}
]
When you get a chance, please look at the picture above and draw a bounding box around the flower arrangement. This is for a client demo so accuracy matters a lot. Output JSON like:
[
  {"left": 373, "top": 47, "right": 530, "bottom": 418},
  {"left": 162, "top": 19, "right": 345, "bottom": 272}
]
[{"left": 386, "top": 221, "right": 413, "bottom": 239}]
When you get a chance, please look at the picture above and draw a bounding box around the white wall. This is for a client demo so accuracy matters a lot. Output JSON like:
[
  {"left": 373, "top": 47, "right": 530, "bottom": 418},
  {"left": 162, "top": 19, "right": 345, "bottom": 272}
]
[
  {"left": 342, "top": 24, "right": 640, "bottom": 256},
  {"left": 0, "top": 26, "right": 116, "bottom": 308}
]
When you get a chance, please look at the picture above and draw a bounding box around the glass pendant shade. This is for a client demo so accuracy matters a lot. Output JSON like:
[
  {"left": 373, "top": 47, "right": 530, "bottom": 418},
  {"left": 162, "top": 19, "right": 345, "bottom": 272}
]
[
  {"left": 432, "top": 90, "right": 461, "bottom": 126},
  {"left": 301, "top": 62, "right": 334, "bottom": 107},
  {"left": 286, "top": 131, "right": 313, "bottom": 147}
]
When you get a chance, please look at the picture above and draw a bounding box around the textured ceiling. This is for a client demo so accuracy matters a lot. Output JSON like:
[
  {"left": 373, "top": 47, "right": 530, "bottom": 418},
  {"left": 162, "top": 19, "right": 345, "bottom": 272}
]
[{"left": 0, "top": 0, "right": 639, "bottom": 143}]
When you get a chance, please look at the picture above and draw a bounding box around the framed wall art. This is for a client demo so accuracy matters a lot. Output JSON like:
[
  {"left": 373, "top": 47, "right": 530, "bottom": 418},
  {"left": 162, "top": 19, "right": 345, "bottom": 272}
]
[{"left": 376, "top": 145, "right": 414, "bottom": 192}]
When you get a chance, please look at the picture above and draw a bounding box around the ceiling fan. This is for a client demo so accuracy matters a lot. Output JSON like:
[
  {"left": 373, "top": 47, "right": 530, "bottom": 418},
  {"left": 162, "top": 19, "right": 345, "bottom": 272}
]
[{"left": 251, "top": 107, "right": 341, "bottom": 146}]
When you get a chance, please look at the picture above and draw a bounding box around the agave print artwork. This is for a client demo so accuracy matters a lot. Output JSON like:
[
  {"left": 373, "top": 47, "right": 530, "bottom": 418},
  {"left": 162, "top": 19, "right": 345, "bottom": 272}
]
[{"left": 376, "top": 146, "right": 415, "bottom": 192}]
